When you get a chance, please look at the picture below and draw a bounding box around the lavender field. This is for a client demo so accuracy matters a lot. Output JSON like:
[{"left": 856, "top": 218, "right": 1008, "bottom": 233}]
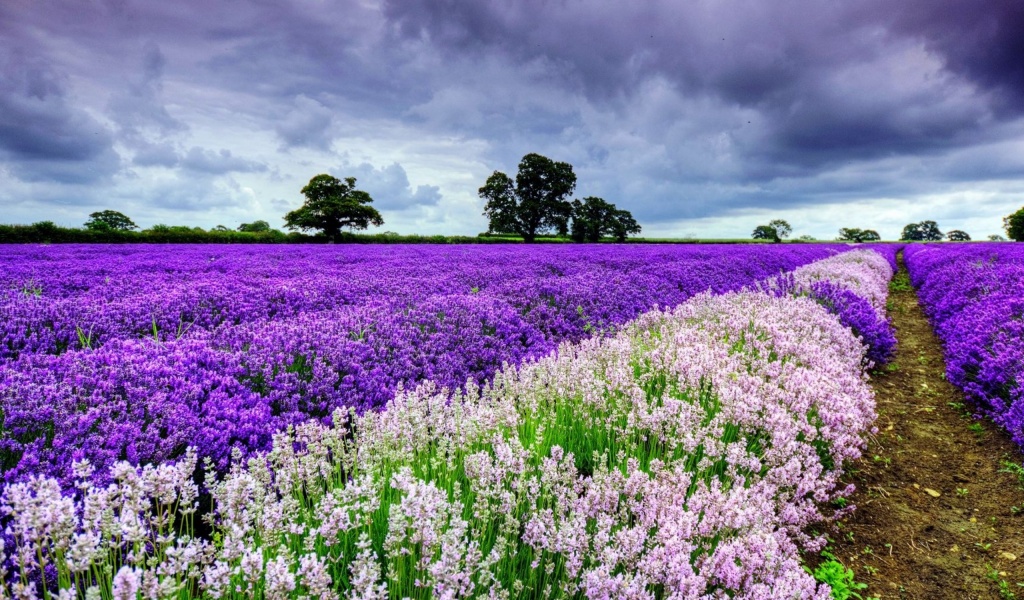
[
  {"left": 907, "top": 243, "right": 1024, "bottom": 451},
  {"left": 0, "top": 244, "right": 897, "bottom": 599}
]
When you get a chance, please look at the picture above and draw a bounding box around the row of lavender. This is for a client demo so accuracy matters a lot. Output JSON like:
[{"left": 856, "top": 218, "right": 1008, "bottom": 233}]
[
  {"left": 0, "top": 244, "right": 894, "bottom": 489},
  {"left": 0, "top": 250, "right": 893, "bottom": 599},
  {"left": 906, "top": 243, "right": 1024, "bottom": 450}
]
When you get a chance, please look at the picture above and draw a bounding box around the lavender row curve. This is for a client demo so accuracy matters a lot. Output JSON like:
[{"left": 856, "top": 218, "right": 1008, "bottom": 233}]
[
  {"left": 0, "top": 244, "right": 884, "bottom": 490},
  {"left": 0, "top": 249, "right": 893, "bottom": 599}
]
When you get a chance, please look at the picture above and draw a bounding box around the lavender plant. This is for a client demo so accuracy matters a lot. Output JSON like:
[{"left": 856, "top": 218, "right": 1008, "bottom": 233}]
[
  {"left": 0, "top": 288, "right": 879, "bottom": 599},
  {"left": 2, "top": 244, "right": 857, "bottom": 490},
  {"left": 0, "top": 247, "right": 897, "bottom": 599},
  {"left": 906, "top": 243, "right": 1024, "bottom": 450}
]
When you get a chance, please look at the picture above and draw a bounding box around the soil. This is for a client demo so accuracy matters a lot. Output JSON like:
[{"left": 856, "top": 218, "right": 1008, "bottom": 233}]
[{"left": 823, "top": 253, "right": 1024, "bottom": 599}]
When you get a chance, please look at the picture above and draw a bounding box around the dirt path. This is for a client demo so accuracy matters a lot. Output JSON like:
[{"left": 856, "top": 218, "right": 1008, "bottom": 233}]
[{"left": 826, "top": 253, "right": 1024, "bottom": 599}]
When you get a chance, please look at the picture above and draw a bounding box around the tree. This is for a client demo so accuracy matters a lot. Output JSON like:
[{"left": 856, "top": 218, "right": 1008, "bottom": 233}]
[
  {"left": 212, "top": 225, "right": 231, "bottom": 232},
  {"left": 285, "top": 175, "right": 384, "bottom": 241},
  {"left": 568, "top": 197, "right": 642, "bottom": 242},
  {"left": 1005, "top": 207, "right": 1024, "bottom": 241},
  {"left": 900, "top": 220, "right": 943, "bottom": 241},
  {"left": 946, "top": 230, "right": 971, "bottom": 241},
  {"left": 752, "top": 219, "right": 791, "bottom": 242},
  {"left": 84, "top": 210, "right": 137, "bottom": 231},
  {"left": 837, "top": 228, "right": 881, "bottom": 242},
  {"left": 797, "top": 234, "right": 817, "bottom": 241},
  {"left": 569, "top": 197, "right": 614, "bottom": 242},
  {"left": 238, "top": 220, "right": 271, "bottom": 233},
  {"left": 752, "top": 225, "right": 780, "bottom": 242},
  {"left": 480, "top": 153, "right": 576, "bottom": 242},
  {"left": 989, "top": 234, "right": 1007, "bottom": 242},
  {"left": 608, "top": 209, "right": 642, "bottom": 242},
  {"left": 767, "top": 219, "right": 792, "bottom": 240}
]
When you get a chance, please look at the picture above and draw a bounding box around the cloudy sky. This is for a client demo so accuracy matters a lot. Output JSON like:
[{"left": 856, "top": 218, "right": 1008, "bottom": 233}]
[{"left": 2, "top": 0, "right": 1023, "bottom": 239}]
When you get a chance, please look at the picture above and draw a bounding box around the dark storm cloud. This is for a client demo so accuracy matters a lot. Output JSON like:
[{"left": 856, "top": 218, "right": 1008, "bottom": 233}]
[
  {"left": 383, "top": 0, "right": 1020, "bottom": 173},
  {"left": 885, "top": 0, "right": 1024, "bottom": 111},
  {"left": 0, "top": 53, "right": 120, "bottom": 184}
]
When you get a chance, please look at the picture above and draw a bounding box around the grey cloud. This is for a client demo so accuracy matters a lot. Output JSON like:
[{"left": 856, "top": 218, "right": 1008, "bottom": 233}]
[
  {"left": 886, "top": 0, "right": 1024, "bottom": 111},
  {"left": 132, "top": 141, "right": 180, "bottom": 168},
  {"left": 107, "top": 43, "right": 187, "bottom": 141},
  {"left": 0, "top": 54, "right": 121, "bottom": 183},
  {"left": 180, "top": 147, "right": 266, "bottom": 174},
  {"left": 383, "top": 0, "right": 1015, "bottom": 169},
  {"left": 275, "top": 95, "right": 335, "bottom": 151},
  {"left": 145, "top": 174, "right": 259, "bottom": 211},
  {"left": 346, "top": 162, "right": 442, "bottom": 211}
]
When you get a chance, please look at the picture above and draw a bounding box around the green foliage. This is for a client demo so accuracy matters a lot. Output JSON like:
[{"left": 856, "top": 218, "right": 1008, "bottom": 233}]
[
  {"left": 767, "top": 219, "right": 792, "bottom": 239},
  {"left": 751, "top": 220, "right": 791, "bottom": 243},
  {"left": 900, "top": 220, "right": 943, "bottom": 241},
  {"left": 808, "top": 552, "right": 869, "bottom": 599},
  {"left": 84, "top": 210, "right": 138, "bottom": 232},
  {"left": 945, "top": 229, "right": 971, "bottom": 241},
  {"left": 990, "top": 234, "right": 1008, "bottom": 241},
  {"left": 569, "top": 196, "right": 641, "bottom": 242},
  {"left": 285, "top": 174, "right": 384, "bottom": 241},
  {"left": 1004, "top": 207, "right": 1024, "bottom": 241},
  {"left": 752, "top": 225, "right": 780, "bottom": 242},
  {"left": 480, "top": 153, "right": 577, "bottom": 242},
  {"left": 837, "top": 228, "right": 881, "bottom": 242},
  {"left": 888, "top": 271, "right": 912, "bottom": 292},
  {"left": 237, "top": 220, "right": 271, "bottom": 232}
]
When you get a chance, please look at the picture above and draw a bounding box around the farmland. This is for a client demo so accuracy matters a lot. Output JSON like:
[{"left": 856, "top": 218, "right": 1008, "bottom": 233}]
[{"left": 1, "top": 242, "right": 1021, "bottom": 599}]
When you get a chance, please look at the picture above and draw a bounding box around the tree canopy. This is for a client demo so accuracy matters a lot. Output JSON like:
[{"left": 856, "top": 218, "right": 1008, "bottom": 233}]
[
  {"left": 945, "top": 230, "right": 971, "bottom": 241},
  {"left": 751, "top": 225, "right": 779, "bottom": 242},
  {"left": 837, "top": 227, "right": 881, "bottom": 242},
  {"left": 900, "top": 220, "right": 943, "bottom": 241},
  {"left": 751, "top": 219, "right": 791, "bottom": 243},
  {"left": 569, "top": 197, "right": 641, "bottom": 242},
  {"left": 1005, "top": 207, "right": 1024, "bottom": 241},
  {"left": 84, "top": 210, "right": 138, "bottom": 231},
  {"left": 284, "top": 174, "right": 384, "bottom": 241},
  {"left": 480, "top": 153, "right": 576, "bottom": 242},
  {"left": 238, "top": 220, "right": 271, "bottom": 233},
  {"left": 767, "top": 219, "right": 792, "bottom": 240}
]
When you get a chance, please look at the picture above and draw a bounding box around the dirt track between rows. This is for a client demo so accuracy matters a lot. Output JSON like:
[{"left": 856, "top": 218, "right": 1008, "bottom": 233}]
[{"left": 826, "top": 253, "right": 1024, "bottom": 599}]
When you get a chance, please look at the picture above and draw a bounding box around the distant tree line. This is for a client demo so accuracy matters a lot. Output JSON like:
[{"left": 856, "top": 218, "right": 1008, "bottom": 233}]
[
  {"left": 747, "top": 215, "right": 1023, "bottom": 243},
  {"left": 7, "top": 177, "right": 1024, "bottom": 244}
]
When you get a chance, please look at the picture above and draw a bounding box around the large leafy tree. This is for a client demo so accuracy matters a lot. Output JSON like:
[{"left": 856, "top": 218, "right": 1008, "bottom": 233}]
[
  {"left": 480, "top": 153, "right": 576, "bottom": 242},
  {"left": 84, "top": 210, "right": 138, "bottom": 231},
  {"left": 837, "top": 227, "right": 881, "bottom": 242},
  {"left": 900, "top": 220, "right": 943, "bottom": 241},
  {"left": 285, "top": 175, "right": 384, "bottom": 241},
  {"left": 569, "top": 197, "right": 641, "bottom": 242},
  {"left": 1005, "top": 207, "right": 1024, "bottom": 241},
  {"left": 946, "top": 230, "right": 971, "bottom": 241}
]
